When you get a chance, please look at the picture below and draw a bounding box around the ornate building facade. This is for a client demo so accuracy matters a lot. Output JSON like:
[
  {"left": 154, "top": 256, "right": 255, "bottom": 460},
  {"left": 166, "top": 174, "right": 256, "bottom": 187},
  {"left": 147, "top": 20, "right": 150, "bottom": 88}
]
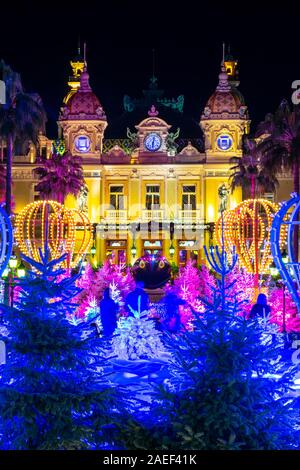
[{"left": 9, "top": 52, "right": 294, "bottom": 266}]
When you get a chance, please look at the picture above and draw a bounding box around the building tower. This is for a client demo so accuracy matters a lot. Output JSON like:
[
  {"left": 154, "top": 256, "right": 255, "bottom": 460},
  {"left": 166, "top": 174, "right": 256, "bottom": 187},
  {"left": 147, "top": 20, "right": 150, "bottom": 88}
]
[
  {"left": 200, "top": 57, "right": 250, "bottom": 161},
  {"left": 58, "top": 65, "right": 107, "bottom": 158}
]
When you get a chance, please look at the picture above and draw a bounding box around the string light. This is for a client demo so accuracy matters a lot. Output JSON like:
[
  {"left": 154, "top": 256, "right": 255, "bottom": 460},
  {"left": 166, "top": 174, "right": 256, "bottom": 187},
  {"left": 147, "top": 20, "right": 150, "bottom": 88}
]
[
  {"left": 15, "top": 201, "right": 93, "bottom": 269},
  {"left": 215, "top": 199, "right": 287, "bottom": 274}
]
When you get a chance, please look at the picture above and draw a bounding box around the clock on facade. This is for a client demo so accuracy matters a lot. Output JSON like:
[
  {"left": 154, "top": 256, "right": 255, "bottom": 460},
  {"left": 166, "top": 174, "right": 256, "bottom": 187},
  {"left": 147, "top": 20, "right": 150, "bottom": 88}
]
[
  {"left": 144, "top": 133, "right": 162, "bottom": 152},
  {"left": 217, "top": 134, "right": 233, "bottom": 151},
  {"left": 74, "top": 135, "right": 91, "bottom": 153}
]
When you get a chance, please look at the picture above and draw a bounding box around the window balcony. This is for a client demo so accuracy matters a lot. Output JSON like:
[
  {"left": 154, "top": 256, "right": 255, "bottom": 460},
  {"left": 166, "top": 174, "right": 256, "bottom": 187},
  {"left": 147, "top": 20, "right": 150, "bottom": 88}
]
[
  {"left": 177, "top": 209, "right": 202, "bottom": 222},
  {"left": 105, "top": 209, "right": 127, "bottom": 221},
  {"left": 142, "top": 209, "right": 164, "bottom": 221}
]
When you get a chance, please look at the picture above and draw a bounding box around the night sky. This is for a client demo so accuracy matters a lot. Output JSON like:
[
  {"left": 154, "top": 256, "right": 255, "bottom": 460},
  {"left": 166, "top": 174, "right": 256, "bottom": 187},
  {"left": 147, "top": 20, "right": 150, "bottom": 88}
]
[{"left": 0, "top": 1, "right": 299, "bottom": 139}]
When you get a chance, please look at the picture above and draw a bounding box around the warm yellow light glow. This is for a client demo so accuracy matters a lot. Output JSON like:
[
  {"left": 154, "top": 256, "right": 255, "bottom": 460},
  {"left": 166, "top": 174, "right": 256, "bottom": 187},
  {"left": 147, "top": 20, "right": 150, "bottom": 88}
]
[
  {"left": 9, "top": 257, "right": 18, "bottom": 269},
  {"left": 230, "top": 198, "right": 237, "bottom": 210},
  {"left": 207, "top": 204, "right": 215, "bottom": 223}
]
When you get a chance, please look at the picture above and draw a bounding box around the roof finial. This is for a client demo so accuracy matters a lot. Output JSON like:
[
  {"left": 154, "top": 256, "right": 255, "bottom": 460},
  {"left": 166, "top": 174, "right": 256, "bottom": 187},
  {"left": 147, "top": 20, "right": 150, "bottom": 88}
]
[
  {"left": 148, "top": 104, "right": 159, "bottom": 116},
  {"left": 222, "top": 42, "right": 225, "bottom": 64},
  {"left": 83, "top": 42, "right": 87, "bottom": 66}
]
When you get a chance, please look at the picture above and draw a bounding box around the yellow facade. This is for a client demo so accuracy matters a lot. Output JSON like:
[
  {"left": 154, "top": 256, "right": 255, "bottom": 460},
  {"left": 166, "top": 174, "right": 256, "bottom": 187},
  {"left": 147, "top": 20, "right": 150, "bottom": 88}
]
[{"left": 9, "top": 57, "right": 295, "bottom": 267}]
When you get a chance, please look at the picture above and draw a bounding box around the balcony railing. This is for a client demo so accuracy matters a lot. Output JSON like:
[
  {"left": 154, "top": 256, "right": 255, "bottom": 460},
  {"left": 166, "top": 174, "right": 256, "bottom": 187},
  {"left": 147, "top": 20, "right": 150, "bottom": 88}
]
[
  {"left": 142, "top": 209, "right": 164, "bottom": 221},
  {"left": 105, "top": 210, "right": 127, "bottom": 221},
  {"left": 177, "top": 209, "right": 202, "bottom": 222}
]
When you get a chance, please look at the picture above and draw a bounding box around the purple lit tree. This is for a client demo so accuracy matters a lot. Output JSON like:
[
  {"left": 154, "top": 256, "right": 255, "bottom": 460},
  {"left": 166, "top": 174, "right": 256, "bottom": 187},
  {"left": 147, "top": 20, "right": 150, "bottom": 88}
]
[{"left": 34, "top": 150, "right": 84, "bottom": 204}]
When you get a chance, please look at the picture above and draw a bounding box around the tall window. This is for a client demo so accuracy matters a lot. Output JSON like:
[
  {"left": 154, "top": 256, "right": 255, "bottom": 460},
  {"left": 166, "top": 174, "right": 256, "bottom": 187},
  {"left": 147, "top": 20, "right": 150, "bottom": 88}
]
[
  {"left": 182, "top": 185, "right": 196, "bottom": 210},
  {"left": 109, "top": 185, "right": 124, "bottom": 210},
  {"left": 145, "top": 185, "right": 160, "bottom": 210}
]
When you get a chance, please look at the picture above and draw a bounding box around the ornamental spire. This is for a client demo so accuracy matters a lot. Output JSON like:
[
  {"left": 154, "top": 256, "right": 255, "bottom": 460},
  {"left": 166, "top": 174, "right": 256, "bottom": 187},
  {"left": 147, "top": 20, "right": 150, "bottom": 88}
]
[
  {"left": 79, "top": 65, "right": 92, "bottom": 92},
  {"left": 216, "top": 61, "right": 231, "bottom": 92}
]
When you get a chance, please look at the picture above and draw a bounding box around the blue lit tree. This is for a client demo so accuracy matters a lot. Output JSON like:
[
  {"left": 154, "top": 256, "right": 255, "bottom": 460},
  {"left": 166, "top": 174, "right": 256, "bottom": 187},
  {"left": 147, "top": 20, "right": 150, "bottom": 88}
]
[
  {"left": 0, "top": 248, "right": 123, "bottom": 450},
  {"left": 157, "top": 244, "right": 298, "bottom": 449},
  {"left": 121, "top": 245, "right": 299, "bottom": 450}
]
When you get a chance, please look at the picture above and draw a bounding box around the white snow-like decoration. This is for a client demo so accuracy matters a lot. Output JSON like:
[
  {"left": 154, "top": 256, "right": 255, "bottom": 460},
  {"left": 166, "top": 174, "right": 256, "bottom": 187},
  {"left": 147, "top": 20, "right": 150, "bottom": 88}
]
[{"left": 111, "top": 299, "right": 166, "bottom": 360}]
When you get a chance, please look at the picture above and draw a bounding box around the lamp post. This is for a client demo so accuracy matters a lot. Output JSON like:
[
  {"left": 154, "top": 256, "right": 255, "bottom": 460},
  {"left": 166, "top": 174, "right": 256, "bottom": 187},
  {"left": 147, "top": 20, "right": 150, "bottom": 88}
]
[
  {"left": 1, "top": 255, "right": 26, "bottom": 310},
  {"left": 169, "top": 241, "right": 175, "bottom": 258},
  {"left": 90, "top": 223, "right": 97, "bottom": 266},
  {"left": 130, "top": 241, "right": 137, "bottom": 259},
  {"left": 90, "top": 243, "right": 96, "bottom": 257}
]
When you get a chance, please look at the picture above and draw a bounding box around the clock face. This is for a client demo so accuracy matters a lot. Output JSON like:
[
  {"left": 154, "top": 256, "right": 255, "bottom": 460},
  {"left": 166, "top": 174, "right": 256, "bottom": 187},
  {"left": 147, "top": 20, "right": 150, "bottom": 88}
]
[
  {"left": 144, "top": 133, "right": 162, "bottom": 152},
  {"left": 217, "top": 134, "right": 233, "bottom": 151},
  {"left": 75, "top": 135, "right": 91, "bottom": 153}
]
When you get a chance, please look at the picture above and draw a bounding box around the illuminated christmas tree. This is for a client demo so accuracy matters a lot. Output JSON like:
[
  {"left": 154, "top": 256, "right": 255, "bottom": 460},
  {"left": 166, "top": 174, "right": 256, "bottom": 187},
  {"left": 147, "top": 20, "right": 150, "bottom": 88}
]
[
  {"left": 0, "top": 249, "right": 121, "bottom": 449},
  {"left": 268, "top": 286, "right": 300, "bottom": 333},
  {"left": 225, "top": 266, "right": 256, "bottom": 319},
  {"left": 75, "top": 261, "right": 135, "bottom": 320},
  {"left": 111, "top": 297, "right": 165, "bottom": 360},
  {"left": 165, "top": 261, "right": 216, "bottom": 328},
  {"left": 123, "top": 248, "right": 299, "bottom": 450}
]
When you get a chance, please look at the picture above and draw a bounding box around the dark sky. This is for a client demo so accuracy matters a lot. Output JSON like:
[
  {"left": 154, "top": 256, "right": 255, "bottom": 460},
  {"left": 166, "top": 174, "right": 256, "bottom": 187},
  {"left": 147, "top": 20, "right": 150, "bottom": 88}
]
[{"left": 0, "top": 1, "right": 299, "bottom": 138}]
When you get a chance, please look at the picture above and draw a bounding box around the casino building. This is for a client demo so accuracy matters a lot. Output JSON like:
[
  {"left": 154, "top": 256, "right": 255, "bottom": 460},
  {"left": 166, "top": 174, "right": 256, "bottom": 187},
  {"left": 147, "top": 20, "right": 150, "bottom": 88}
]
[{"left": 8, "top": 51, "right": 293, "bottom": 266}]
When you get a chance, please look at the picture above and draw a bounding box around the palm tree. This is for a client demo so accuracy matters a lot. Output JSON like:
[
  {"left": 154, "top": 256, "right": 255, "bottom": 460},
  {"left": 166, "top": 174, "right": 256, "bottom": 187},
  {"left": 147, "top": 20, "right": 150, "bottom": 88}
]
[
  {"left": 229, "top": 137, "right": 278, "bottom": 199},
  {"left": 257, "top": 100, "right": 300, "bottom": 257},
  {"left": 0, "top": 61, "right": 46, "bottom": 215},
  {"left": 34, "top": 150, "right": 85, "bottom": 204},
  {"left": 256, "top": 100, "right": 300, "bottom": 194}
]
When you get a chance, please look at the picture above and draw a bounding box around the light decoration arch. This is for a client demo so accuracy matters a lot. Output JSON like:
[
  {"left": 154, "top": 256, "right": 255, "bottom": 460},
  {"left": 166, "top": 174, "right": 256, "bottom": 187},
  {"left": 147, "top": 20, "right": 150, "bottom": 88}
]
[
  {"left": 215, "top": 199, "right": 286, "bottom": 274},
  {"left": 15, "top": 201, "right": 93, "bottom": 270}
]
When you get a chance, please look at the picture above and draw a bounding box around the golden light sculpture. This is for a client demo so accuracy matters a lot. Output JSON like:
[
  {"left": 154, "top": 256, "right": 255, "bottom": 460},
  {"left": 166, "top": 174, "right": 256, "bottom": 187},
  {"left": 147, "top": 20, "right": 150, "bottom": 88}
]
[
  {"left": 67, "top": 208, "right": 93, "bottom": 268},
  {"left": 215, "top": 199, "right": 287, "bottom": 275},
  {"left": 15, "top": 201, "right": 93, "bottom": 269}
]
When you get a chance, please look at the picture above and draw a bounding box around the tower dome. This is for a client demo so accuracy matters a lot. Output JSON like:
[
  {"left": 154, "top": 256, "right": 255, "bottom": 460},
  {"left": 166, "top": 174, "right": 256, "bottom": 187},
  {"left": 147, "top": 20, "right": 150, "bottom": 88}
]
[
  {"left": 202, "top": 63, "right": 248, "bottom": 120},
  {"left": 59, "top": 67, "right": 106, "bottom": 121}
]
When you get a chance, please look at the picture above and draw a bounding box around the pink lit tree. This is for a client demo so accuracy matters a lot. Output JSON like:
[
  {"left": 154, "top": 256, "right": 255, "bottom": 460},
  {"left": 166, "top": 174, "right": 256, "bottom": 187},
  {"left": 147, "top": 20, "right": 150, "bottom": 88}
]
[
  {"left": 165, "top": 260, "right": 216, "bottom": 328},
  {"left": 268, "top": 286, "right": 300, "bottom": 333},
  {"left": 225, "top": 266, "right": 256, "bottom": 319},
  {"left": 75, "top": 261, "right": 135, "bottom": 320}
]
